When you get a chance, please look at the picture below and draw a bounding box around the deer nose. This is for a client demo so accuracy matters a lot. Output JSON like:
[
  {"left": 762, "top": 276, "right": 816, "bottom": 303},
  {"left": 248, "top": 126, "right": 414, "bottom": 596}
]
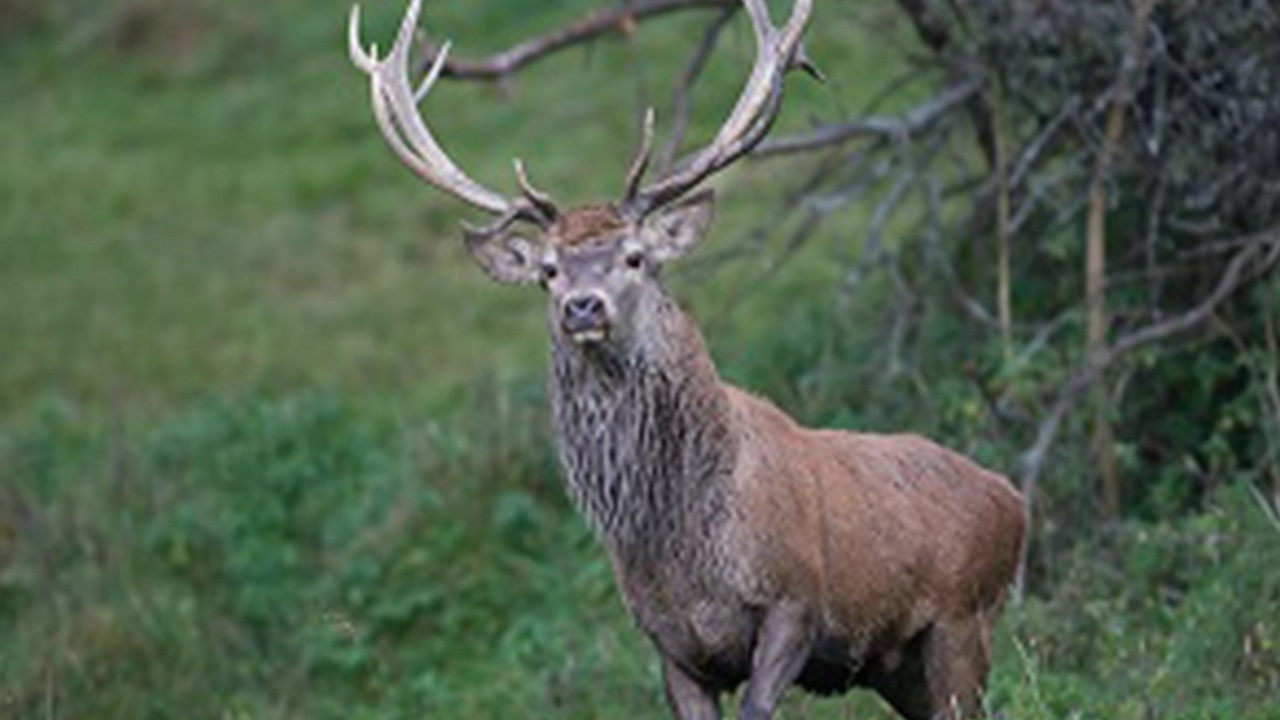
[{"left": 562, "top": 294, "right": 608, "bottom": 335}]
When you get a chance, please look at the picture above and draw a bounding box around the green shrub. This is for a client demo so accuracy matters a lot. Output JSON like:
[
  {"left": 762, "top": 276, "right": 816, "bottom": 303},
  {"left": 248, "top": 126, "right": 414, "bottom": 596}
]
[{"left": 994, "top": 484, "right": 1280, "bottom": 720}]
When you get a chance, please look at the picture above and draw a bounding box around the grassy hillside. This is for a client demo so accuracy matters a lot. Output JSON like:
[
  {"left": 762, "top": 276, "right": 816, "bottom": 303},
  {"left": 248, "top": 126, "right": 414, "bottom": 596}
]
[
  {"left": 2, "top": 1, "right": 1277, "bottom": 718},
  {"left": 0, "top": 0, "right": 887, "bottom": 421}
]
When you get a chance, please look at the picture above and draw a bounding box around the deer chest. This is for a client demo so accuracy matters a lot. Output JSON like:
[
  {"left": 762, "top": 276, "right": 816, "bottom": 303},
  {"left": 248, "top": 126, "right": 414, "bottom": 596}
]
[{"left": 616, "top": 560, "right": 761, "bottom": 685}]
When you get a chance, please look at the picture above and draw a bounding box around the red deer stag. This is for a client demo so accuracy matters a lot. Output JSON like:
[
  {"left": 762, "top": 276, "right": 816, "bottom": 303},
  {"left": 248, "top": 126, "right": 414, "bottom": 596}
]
[{"left": 349, "top": 1, "right": 1026, "bottom": 718}]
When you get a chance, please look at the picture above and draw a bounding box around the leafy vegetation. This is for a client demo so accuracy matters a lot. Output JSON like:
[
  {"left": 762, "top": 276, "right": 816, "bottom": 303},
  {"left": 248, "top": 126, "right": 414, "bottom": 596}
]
[
  {"left": 1, "top": 1, "right": 1277, "bottom": 718},
  {"left": 5, "top": 392, "right": 1278, "bottom": 719}
]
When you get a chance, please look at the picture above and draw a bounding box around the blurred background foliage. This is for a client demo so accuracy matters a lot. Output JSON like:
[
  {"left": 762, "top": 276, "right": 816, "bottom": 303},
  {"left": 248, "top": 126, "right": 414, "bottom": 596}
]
[{"left": 1, "top": 0, "right": 1277, "bottom": 718}]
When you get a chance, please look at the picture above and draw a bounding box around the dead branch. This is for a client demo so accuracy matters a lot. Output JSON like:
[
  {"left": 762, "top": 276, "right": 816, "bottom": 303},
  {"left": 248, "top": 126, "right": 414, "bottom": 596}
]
[
  {"left": 892, "top": 0, "right": 955, "bottom": 50},
  {"left": 1019, "top": 233, "right": 1280, "bottom": 514},
  {"left": 415, "top": 0, "right": 736, "bottom": 82},
  {"left": 1262, "top": 275, "right": 1280, "bottom": 507},
  {"left": 658, "top": 6, "right": 738, "bottom": 172},
  {"left": 892, "top": 0, "right": 997, "bottom": 165},
  {"left": 752, "top": 78, "right": 980, "bottom": 157},
  {"left": 1014, "top": 231, "right": 1280, "bottom": 590}
]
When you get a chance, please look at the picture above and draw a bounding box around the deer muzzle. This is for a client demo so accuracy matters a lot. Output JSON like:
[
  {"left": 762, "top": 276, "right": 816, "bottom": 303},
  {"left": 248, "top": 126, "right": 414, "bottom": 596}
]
[{"left": 561, "top": 293, "right": 611, "bottom": 343}]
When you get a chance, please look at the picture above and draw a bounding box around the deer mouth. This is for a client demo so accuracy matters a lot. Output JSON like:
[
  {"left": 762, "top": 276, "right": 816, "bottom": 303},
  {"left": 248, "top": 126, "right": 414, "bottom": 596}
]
[
  {"left": 561, "top": 295, "right": 612, "bottom": 344},
  {"left": 567, "top": 326, "right": 609, "bottom": 345}
]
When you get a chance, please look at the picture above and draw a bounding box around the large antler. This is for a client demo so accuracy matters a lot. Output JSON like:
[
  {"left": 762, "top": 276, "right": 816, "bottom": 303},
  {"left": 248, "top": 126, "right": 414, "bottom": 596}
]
[
  {"left": 348, "top": 0, "right": 557, "bottom": 229},
  {"left": 622, "top": 0, "right": 815, "bottom": 219}
]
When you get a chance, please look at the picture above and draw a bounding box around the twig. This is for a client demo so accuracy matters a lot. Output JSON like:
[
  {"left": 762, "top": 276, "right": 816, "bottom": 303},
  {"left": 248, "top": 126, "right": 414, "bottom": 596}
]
[
  {"left": 1110, "top": 239, "right": 1280, "bottom": 357},
  {"left": 963, "top": 363, "right": 1027, "bottom": 427},
  {"left": 892, "top": 0, "right": 996, "bottom": 165},
  {"left": 856, "top": 161, "right": 918, "bottom": 276},
  {"left": 1008, "top": 161, "right": 1086, "bottom": 236},
  {"left": 659, "top": 6, "right": 738, "bottom": 172},
  {"left": 1008, "top": 96, "right": 1079, "bottom": 190},
  {"left": 1261, "top": 275, "right": 1280, "bottom": 511},
  {"left": 1145, "top": 173, "right": 1169, "bottom": 312}
]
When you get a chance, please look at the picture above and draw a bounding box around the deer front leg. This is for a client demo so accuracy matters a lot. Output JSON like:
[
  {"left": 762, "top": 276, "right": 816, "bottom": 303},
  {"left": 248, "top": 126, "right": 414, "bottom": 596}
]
[
  {"left": 738, "top": 601, "right": 816, "bottom": 720},
  {"left": 662, "top": 655, "right": 721, "bottom": 720}
]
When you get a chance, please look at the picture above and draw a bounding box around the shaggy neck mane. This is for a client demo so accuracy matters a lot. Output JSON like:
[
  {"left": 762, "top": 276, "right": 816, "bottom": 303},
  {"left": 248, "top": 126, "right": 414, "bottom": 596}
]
[{"left": 549, "top": 292, "right": 735, "bottom": 563}]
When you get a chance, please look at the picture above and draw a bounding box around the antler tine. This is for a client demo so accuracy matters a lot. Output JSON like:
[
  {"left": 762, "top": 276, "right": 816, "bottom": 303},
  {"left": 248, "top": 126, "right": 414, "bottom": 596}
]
[
  {"left": 349, "top": 0, "right": 525, "bottom": 219},
  {"left": 514, "top": 159, "right": 560, "bottom": 223},
  {"left": 347, "top": 5, "right": 379, "bottom": 72},
  {"left": 621, "top": 107, "right": 657, "bottom": 211},
  {"left": 627, "top": 0, "right": 814, "bottom": 217}
]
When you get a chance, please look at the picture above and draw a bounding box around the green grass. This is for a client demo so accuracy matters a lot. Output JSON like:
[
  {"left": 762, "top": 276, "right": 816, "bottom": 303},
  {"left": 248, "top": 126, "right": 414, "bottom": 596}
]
[
  {"left": 3, "top": 395, "right": 1277, "bottom": 719},
  {"left": 0, "top": 0, "right": 890, "bottom": 421},
  {"left": 2, "top": 1, "right": 1278, "bottom": 718}
]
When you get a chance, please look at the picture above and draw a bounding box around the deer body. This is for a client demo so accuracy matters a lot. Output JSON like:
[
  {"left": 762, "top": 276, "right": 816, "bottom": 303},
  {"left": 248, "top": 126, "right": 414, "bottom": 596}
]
[
  {"left": 549, "top": 261, "right": 1024, "bottom": 719},
  {"left": 350, "top": 1, "right": 1025, "bottom": 716}
]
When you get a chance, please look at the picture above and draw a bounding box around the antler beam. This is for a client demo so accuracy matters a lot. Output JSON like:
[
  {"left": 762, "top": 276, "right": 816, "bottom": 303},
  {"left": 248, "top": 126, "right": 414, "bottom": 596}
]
[
  {"left": 348, "top": 0, "right": 557, "bottom": 225},
  {"left": 351, "top": 0, "right": 816, "bottom": 228},
  {"left": 624, "top": 0, "right": 815, "bottom": 218}
]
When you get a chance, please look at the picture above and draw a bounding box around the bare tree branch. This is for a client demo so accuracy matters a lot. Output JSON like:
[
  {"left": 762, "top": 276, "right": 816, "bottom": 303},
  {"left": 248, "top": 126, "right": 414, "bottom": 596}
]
[
  {"left": 892, "top": 0, "right": 997, "bottom": 165},
  {"left": 893, "top": 0, "right": 957, "bottom": 54},
  {"left": 1017, "top": 231, "right": 1280, "bottom": 568},
  {"left": 415, "top": 0, "right": 736, "bottom": 82},
  {"left": 1013, "top": 232, "right": 1280, "bottom": 592},
  {"left": 752, "top": 78, "right": 980, "bottom": 157},
  {"left": 659, "top": 6, "right": 738, "bottom": 172},
  {"left": 1008, "top": 95, "right": 1079, "bottom": 190}
]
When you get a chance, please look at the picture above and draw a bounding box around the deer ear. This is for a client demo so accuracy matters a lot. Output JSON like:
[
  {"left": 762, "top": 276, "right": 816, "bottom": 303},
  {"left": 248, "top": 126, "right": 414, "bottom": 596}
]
[
  {"left": 465, "top": 229, "right": 543, "bottom": 285},
  {"left": 646, "top": 189, "right": 716, "bottom": 263}
]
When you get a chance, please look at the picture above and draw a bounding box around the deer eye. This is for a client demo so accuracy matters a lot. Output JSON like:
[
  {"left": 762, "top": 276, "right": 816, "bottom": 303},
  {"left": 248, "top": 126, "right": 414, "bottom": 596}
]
[
  {"left": 541, "top": 262, "right": 559, "bottom": 282},
  {"left": 624, "top": 251, "right": 645, "bottom": 270}
]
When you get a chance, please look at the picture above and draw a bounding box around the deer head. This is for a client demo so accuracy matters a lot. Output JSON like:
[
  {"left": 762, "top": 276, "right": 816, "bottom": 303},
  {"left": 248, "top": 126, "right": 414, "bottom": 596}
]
[
  {"left": 348, "top": 0, "right": 812, "bottom": 348},
  {"left": 466, "top": 188, "right": 717, "bottom": 347}
]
